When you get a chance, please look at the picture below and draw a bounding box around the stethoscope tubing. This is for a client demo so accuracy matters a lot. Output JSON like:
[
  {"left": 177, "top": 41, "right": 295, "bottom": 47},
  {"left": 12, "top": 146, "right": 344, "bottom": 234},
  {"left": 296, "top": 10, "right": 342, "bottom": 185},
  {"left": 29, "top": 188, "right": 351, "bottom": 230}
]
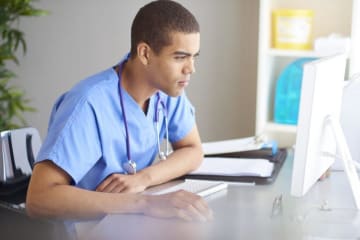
[
  {"left": 117, "top": 62, "right": 132, "bottom": 162},
  {"left": 117, "top": 58, "right": 169, "bottom": 174}
]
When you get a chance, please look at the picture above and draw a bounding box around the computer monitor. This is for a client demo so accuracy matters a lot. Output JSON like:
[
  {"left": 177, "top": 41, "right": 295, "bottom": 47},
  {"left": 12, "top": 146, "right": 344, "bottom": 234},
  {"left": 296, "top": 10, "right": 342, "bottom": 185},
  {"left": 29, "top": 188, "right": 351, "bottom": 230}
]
[{"left": 290, "top": 54, "right": 360, "bottom": 209}]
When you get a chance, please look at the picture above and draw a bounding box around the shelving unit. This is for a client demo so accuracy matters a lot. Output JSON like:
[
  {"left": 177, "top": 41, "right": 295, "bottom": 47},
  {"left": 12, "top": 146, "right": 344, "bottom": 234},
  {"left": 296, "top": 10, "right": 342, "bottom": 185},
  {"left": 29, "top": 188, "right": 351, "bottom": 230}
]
[
  {"left": 267, "top": 49, "right": 346, "bottom": 58},
  {"left": 256, "top": 0, "right": 360, "bottom": 147}
]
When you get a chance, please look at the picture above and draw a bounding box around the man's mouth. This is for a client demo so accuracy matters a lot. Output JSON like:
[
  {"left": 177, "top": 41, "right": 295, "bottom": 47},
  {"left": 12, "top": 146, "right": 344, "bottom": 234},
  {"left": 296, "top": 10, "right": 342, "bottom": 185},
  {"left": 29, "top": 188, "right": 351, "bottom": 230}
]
[{"left": 177, "top": 79, "right": 190, "bottom": 87}]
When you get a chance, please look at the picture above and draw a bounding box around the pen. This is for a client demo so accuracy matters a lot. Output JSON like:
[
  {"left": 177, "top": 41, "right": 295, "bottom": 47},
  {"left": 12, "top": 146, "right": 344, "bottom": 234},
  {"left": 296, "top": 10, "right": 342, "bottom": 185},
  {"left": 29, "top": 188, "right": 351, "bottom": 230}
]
[{"left": 270, "top": 194, "right": 283, "bottom": 217}]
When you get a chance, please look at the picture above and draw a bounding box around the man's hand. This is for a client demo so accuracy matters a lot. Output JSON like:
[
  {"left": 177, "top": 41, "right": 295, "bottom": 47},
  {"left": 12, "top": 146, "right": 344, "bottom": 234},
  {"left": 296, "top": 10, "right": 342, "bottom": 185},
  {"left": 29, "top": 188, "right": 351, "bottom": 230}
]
[
  {"left": 142, "top": 190, "right": 213, "bottom": 222},
  {"left": 96, "top": 173, "right": 149, "bottom": 193}
]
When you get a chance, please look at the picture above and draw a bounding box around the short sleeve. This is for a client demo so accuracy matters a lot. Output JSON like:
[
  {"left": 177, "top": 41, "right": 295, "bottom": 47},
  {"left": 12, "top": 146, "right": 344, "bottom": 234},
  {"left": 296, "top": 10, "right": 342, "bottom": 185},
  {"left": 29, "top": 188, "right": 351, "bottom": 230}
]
[
  {"left": 36, "top": 94, "right": 102, "bottom": 184},
  {"left": 166, "top": 92, "right": 196, "bottom": 143}
]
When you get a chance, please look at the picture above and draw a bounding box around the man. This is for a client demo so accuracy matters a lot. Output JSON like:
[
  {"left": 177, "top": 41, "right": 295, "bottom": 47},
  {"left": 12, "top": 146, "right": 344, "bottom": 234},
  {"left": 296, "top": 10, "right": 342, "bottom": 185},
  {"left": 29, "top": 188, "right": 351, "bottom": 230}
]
[{"left": 26, "top": 0, "right": 212, "bottom": 222}]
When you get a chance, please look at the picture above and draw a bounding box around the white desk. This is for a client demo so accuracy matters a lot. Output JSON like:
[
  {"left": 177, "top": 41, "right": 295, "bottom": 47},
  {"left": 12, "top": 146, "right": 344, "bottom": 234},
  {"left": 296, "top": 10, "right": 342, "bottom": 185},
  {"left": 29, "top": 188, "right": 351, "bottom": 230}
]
[{"left": 78, "top": 150, "right": 360, "bottom": 240}]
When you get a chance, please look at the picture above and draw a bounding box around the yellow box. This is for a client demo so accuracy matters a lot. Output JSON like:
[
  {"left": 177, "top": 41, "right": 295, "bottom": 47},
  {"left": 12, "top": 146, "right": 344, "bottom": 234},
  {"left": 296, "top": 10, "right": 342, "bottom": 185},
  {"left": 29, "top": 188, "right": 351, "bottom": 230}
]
[{"left": 272, "top": 9, "right": 314, "bottom": 50}]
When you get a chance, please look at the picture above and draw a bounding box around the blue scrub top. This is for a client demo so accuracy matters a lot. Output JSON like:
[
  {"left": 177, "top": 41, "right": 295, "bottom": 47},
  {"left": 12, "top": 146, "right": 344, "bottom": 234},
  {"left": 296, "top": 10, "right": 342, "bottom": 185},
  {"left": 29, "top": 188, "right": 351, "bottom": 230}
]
[{"left": 36, "top": 58, "right": 196, "bottom": 191}]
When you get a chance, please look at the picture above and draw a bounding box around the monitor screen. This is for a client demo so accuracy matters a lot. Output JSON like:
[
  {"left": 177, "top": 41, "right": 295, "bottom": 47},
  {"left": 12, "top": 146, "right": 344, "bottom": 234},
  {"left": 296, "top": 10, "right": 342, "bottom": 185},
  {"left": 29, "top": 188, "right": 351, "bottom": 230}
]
[{"left": 291, "top": 54, "right": 346, "bottom": 197}]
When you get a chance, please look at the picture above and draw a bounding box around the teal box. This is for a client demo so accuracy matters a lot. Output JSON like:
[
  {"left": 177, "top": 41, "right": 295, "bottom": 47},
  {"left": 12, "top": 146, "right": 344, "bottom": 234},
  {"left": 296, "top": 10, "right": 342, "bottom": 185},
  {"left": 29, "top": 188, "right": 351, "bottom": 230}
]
[{"left": 274, "top": 58, "right": 316, "bottom": 125}]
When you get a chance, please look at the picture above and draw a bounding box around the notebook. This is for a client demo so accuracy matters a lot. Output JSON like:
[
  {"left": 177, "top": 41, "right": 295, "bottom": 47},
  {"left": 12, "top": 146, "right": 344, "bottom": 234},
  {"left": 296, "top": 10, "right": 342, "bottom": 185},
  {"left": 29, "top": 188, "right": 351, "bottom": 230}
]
[
  {"left": 190, "top": 157, "right": 274, "bottom": 177},
  {"left": 143, "top": 179, "right": 228, "bottom": 198},
  {"left": 185, "top": 149, "right": 288, "bottom": 185}
]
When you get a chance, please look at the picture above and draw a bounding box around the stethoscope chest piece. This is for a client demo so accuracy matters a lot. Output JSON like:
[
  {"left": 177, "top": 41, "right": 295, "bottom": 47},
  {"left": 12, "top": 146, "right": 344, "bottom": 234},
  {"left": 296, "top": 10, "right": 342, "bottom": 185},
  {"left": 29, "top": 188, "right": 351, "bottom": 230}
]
[
  {"left": 159, "top": 151, "right": 167, "bottom": 160},
  {"left": 122, "top": 160, "right": 137, "bottom": 174}
]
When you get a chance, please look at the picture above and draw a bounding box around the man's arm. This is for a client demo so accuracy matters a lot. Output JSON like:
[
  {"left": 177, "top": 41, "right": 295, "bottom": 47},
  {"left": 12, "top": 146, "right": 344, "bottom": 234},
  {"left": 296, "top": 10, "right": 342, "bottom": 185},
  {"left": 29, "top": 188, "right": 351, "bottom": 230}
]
[
  {"left": 26, "top": 159, "right": 211, "bottom": 221},
  {"left": 141, "top": 124, "right": 203, "bottom": 186},
  {"left": 26, "top": 161, "right": 143, "bottom": 219},
  {"left": 96, "top": 125, "right": 203, "bottom": 193}
]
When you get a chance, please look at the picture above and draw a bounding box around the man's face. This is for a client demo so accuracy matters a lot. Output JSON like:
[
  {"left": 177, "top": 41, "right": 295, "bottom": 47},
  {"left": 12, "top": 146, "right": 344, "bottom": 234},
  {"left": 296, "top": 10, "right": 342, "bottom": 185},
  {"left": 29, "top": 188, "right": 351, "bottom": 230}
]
[{"left": 146, "top": 32, "right": 200, "bottom": 97}]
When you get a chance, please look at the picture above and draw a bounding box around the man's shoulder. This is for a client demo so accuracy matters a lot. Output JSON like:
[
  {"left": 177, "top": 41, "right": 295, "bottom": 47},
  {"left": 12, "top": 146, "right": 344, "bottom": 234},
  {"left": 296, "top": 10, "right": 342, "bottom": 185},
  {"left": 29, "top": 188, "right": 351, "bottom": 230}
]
[
  {"left": 54, "top": 67, "right": 118, "bottom": 112},
  {"left": 63, "top": 68, "right": 117, "bottom": 103},
  {"left": 74, "top": 68, "right": 117, "bottom": 93}
]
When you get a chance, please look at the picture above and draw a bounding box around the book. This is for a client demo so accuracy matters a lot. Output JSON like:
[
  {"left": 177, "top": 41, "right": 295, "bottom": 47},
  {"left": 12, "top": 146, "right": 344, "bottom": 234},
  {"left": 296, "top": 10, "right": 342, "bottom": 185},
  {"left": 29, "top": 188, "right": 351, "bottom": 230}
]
[
  {"left": 191, "top": 157, "right": 274, "bottom": 177},
  {"left": 185, "top": 149, "right": 288, "bottom": 185}
]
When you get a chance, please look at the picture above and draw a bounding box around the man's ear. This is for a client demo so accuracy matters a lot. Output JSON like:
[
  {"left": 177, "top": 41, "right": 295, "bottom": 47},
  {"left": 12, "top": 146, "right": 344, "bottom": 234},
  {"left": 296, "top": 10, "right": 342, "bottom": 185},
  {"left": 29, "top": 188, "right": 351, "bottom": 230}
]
[{"left": 137, "top": 42, "right": 151, "bottom": 66}]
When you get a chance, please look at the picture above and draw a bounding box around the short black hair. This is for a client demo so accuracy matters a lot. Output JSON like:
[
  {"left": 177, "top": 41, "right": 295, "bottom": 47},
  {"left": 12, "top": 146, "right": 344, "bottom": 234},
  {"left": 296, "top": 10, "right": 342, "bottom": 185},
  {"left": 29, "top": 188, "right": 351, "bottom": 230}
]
[{"left": 130, "top": 0, "right": 200, "bottom": 57}]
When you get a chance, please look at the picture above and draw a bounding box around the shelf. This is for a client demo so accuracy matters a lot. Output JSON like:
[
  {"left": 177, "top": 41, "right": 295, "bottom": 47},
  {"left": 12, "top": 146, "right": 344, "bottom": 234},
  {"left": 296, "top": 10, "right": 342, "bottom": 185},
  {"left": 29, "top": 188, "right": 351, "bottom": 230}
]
[
  {"left": 264, "top": 122, "right": 297, "bottom": 133},
  {"left": 256, "top": 0, "right": 359, "bottom": 147},
  {"left": 264, "top": 122, "right": 297, "bottom": 148},
  {"left": 267, "top": 49, "right": 350, "bottom": 58}
]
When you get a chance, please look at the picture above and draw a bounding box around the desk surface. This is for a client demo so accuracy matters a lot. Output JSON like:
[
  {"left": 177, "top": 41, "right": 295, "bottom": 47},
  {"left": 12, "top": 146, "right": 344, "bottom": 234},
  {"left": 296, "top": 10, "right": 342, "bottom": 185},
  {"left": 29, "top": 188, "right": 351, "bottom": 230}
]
[{"left": 78, "top": 150, "right": 360, "bottom": 240}]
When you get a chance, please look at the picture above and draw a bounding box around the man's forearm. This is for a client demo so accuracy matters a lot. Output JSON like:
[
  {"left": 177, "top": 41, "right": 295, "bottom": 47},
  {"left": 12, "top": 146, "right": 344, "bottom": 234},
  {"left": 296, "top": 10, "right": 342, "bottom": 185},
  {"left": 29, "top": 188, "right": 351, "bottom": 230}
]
[
  {"left": 138, "top": 145, "right": 203, "bottom": 187},
  {"left": 26, "top": 162, "right": 146, "bottom": 219},
  {"left": 26, "top": 183, "right": 145, "bottom": 219},
  {"left": 27, "top": 172, "right": 213, "bottom": 222}
]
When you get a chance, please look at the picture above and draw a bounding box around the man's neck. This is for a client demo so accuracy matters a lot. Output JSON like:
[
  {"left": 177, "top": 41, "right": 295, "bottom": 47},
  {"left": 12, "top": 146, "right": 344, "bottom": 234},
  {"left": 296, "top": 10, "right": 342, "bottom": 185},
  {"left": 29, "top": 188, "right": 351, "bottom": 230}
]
[{"left": 120, "top": 59, "right": 156, "bottom": 112}]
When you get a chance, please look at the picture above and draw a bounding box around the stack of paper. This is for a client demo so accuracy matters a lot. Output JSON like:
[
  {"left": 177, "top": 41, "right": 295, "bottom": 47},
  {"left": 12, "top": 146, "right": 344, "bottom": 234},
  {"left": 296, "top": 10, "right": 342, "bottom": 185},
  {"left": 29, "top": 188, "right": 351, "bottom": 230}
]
[
  {"left": 185, "top": 137, "right": 284, "bottom": 181},
  {"left": 202, "top": 136, "right": 264, "bottom": 155},
  {"left": 191, "top": 157, "right": 274, "bottom": 177}
]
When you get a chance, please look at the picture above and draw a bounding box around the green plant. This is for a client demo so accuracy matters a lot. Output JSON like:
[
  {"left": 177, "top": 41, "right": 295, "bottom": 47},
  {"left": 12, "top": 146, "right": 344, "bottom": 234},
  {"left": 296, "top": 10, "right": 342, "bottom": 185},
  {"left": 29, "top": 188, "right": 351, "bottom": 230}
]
[{"left": 0, "top": 0, "right": 47, "bottom": 131}]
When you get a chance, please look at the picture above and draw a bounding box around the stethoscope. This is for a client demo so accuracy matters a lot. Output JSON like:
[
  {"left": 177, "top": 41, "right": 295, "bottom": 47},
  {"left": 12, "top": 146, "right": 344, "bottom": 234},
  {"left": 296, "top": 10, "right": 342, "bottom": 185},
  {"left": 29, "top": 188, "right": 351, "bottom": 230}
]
[{"left": 117, "top": 58, "right": 170, "bottom": 174}]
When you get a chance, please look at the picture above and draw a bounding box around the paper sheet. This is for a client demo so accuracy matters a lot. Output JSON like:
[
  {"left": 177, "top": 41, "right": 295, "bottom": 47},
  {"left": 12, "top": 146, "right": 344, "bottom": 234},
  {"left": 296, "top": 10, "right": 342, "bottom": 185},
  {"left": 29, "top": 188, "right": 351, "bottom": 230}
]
[
  {"left": 202, "top": 137, "right": 264, "bottom": 155},
  {"left": 190, "top": 157, "right": 274, "bottom": 177}
]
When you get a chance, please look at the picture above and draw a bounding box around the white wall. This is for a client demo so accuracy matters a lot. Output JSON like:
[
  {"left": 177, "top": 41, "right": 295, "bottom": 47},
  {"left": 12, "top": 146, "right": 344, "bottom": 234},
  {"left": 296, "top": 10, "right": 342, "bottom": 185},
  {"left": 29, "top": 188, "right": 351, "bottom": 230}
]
[{"left": 11, "top": 0, "right": 259, "bottom": 141}]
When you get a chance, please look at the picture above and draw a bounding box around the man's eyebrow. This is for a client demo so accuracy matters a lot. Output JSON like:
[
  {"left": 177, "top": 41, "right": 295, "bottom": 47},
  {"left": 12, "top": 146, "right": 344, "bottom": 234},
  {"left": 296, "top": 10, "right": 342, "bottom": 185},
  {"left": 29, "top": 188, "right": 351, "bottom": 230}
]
[{"left": 173, "top": 51, "right": 200, "bottom": 57}]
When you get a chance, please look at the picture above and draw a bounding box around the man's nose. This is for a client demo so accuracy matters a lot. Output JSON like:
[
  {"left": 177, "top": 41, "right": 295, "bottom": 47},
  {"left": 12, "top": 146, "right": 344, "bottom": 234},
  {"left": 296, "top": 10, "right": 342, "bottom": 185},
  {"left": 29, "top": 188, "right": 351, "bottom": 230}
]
[{"left": 184, "top": 58, "right": 196, "bottom": 75}]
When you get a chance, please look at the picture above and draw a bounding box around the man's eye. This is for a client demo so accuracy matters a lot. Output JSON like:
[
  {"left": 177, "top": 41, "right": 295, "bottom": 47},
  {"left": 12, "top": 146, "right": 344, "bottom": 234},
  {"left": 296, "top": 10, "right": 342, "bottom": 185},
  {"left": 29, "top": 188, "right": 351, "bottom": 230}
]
[{"left": 174, "top": 56, "right": 186, "bottom": 60}]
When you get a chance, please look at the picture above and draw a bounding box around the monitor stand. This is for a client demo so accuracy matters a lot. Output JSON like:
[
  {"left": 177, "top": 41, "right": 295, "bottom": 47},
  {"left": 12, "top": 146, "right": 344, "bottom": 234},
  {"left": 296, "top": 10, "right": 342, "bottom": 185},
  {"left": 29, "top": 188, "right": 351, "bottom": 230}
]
[
  {"left": 301, "top": 115, "right": 360, "bottom": 239},
  {"left": 325, "top": 115, "right": 360, "bottom": 209}
]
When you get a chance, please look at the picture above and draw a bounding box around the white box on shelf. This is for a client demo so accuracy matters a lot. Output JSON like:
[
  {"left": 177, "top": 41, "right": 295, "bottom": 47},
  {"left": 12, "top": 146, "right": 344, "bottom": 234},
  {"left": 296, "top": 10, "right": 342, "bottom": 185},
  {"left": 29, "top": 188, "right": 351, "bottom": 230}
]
[{"left": 314, "top": 34, "right": 351, "bottom": 56}]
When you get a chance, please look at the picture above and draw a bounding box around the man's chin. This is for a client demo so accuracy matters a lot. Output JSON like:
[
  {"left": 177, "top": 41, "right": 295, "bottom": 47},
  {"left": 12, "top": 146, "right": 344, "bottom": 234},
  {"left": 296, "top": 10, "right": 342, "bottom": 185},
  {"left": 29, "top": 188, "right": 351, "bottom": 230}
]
[
  {"left": 164, "top": 88, "right": 184, "bottom": 97},
  {"left": 171, "top": 89, "right": 184, "bottom": 97}
]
